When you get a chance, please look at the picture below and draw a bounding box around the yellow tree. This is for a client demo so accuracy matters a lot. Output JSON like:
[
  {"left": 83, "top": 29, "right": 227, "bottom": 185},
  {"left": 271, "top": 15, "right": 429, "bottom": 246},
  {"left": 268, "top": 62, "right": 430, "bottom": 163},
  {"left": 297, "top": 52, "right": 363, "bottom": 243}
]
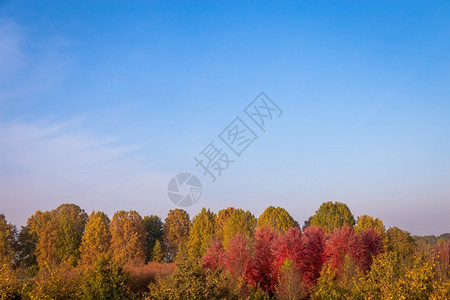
[
  {"left": 110, "top": 210, "right": 147, "bottom": 265},
  {"left": 163, "top": 209, "right": 191, "bottom": 262},
  {"left": 385, "top": 227, "right": 416, "bottom": 259},
  {"left": 308, "top": 201, "right": 355, "bottom": 233},
  {"left": 354, "top": 214, "right": 385, "bottom": 235},
  {"left": 29, "top": 204, "right": 88, "bottom": 268},
  {"left": 222, "top": 209, "right": 256, "bottom": 248},
  {"left": 0, "top": 214, "right": 16, "bottom": 268},
  {"left": 80, "top": 211, "right": 111, "bottom": 265},
  {"left": 257, "top": 206, "right": 297, "bottom": 232},
  {"left": 187, "top": 208, "right": 216, "bottom": 258},
  {"left": 152, "top": 240, "right": 164, "bottom": 263},
  {"left": 27, "top": 210, "right": 54, "bottom": 267},
  {"left": 214, "top": 207, "right": 235, "bottom": 241}
]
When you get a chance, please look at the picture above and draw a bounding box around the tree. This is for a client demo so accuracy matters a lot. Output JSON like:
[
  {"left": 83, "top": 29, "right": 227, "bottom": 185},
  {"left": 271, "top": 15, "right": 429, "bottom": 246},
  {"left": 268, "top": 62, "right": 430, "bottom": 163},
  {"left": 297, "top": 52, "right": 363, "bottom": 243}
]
[
  {"left": 152, "top": 240, "right": 164, "bottom": 263},
  {"left": 0, "top": 214, "right": 16, "bottom": 268},
  {"left": 324, "top": 226, "right": 356, "bottom": 274},
  {"left": 301, "top": 226, "right": 326, "bottom": 290},
  {"left": 143, "top": 215, "right": 163, "bottom": 263},
  {"left": 148, "top": 258, "right": 236, "bottom": 299},
  {"left": 222, "top": 209, "right": 256, "bottom": 248},
  {"left": 17, "top": 224, "right": 38, "bottom": 271},
  {"left": 187, "top": 208, "right": 216, "bottom": 259},
  {"left": 355, "top": 215, "right": 385, "bottom": 235},
  {"left": 214, "top": 207, "right": 235, "bottom": 241},
  {"left": 28, "top": 264, "right": 81, "bottom": 299},
  {"left": 311, "top": 265, "right": 348, "bottom": 300},
  {"left": 80, "top": 211, "right": 111, "bottom": 265},
  {"left": 276, "top": 258, "right": 306, "bottom": 300},
  {"left": 251, "top": 227, "right": 280, "bottom": 293},
  {"left": 110, "top": 210, "right": 146, "bottom": 265},
  {"left": 385, "top": 227, "right": 416, "bottom": 259},
  {"left": 223, "top": 234, "right": 255, "bottom": 284},
  {"left": 308, "top": 201, "right": 355, "bottom": 233},
  {"left": 30, "top": 204, "right": 88, "bottom": 268},
  {"left": 0, "top": 264, "right": 24, "bottom": 299},
  {"left": 272, "top": 227, "right": 303, "bottom": 275},
  {"left": 257, "top": 206, "right": 297, "bottom": 233},
  {"left": 55, "top": 204, "right": 89, "bottom": 266},
  {"left": 202, "top": 239, "right": 225, "bottom": 271},
  {"left": 25, "top": 210, "right": 52, "bottom": 269},
  {"left": 352, "top": 229, "right": 384, "bottom": 273},
  {"left": 163, "top": 209, "right": 191, "bottom": 262},
  {"left": 79, "top": 256, "right": 131, "bottom": 299}
]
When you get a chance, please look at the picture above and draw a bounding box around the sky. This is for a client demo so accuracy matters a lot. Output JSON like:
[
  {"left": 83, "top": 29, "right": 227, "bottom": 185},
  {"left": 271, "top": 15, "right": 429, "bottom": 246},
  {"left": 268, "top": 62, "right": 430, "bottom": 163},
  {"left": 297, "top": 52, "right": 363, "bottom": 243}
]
[{"left": 0, "top": 1, "right": 449, "bottom": 235}]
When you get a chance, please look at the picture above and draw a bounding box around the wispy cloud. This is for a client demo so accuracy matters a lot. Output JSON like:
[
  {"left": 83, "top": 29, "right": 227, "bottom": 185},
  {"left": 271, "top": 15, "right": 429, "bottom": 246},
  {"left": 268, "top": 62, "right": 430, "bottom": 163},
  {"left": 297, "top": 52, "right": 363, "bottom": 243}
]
[
  {"left": 0, "top": 19, "right": 171, "bottom": 225},
  {"left": 0, "top": 119, "right": 169, "bottom": 226},
  {"left": 0, "top": 19, "right": 71, "bottom": 104},
  {"left": 0, "top": 19, "right": 26, "bottom": 102}
]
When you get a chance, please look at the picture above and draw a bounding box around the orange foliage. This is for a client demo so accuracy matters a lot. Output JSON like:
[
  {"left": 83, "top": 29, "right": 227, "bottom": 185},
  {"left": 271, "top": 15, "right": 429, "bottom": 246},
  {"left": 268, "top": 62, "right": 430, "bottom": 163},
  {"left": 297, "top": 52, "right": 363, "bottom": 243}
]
[{"left": 124, "top": 262, "right": 175, "bottom": 293}]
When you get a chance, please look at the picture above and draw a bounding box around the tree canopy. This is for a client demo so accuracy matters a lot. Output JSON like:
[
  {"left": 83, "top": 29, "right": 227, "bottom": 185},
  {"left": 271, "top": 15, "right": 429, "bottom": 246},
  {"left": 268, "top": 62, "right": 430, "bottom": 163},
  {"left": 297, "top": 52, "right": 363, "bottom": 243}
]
[
  {"left": 110, "top": 210, "right": 146, "bottom": 265},
  {"left": 222, "top": 209, "right": 257, "bottom": 248},
  {"left": 257, "top": 206, "right": 297, "bottom": 232},
  {"left": 80, "top": 211, "right": 111, "bottom": 265},
  {"left": 143, "top": 215, "right": 163, "bottom": 263},
  {"left": 308, "top": 201, "right": 355, "bottom": 233},
  {"left": 163, "top": 209, "right": 191, "bottom": 261},
  {"left": 187, "top": 208, "right": 216, "bottom": 259}
]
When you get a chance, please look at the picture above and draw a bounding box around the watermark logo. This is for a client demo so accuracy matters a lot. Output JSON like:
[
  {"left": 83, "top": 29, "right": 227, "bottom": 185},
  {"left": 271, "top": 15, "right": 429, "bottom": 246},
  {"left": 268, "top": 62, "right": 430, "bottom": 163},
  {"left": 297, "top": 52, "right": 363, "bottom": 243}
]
[
  {"left": 167, "top": 92, "right": 283, "bottom": 207},
  {"left": 167, "top": 173, "right": 202, "bottom": 207}
]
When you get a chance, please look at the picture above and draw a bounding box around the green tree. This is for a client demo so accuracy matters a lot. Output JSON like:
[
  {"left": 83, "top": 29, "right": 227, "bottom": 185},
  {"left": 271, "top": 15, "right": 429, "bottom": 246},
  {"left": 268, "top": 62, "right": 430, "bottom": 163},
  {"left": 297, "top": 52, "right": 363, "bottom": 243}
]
[
  {"left": 17, "top": 224, "right": 38, "bottom": 272},
  {"left": 79, "top": 256, "right": 131, "bottom": 300},
  {"left": 163, "top": 209, "right": 191, "bottom": 262},
  {"left": 256, "top": 206, "right": 297, "bottom": 232},
  {"left": 385, "top": 227, "right": 416, "bottom": 259},
  {"left": 222, "top": 209, "right": 257, "bottom": 248},
  {"left": 308, "top": 202, "right": 355, "bottom": 233},
  {"left": 143, "top": 215, "right": 163, "bottom": 263},
  {"left": 55, "top": 204, "right": 89, "bottom": 267},
  {"left": 187, "top": 208, "right": 216, "bottom": 258},
  {"left": 354, "top": 214, "right": 385, "bottom": 235},
  {"left": 0, "top": 214, "right": 16, "bottom": 268},
  {"left": 148, "top": 258, "right": 237, "bottom": 299},
  {"left": 110, "top": 210, "right": 147, "bottom": 265},
  {"left": 152, "top": 240, "right": 164, "bottom": 263},
  {"left": 80, "top": 211, "right": 111, "bottom": 265}
]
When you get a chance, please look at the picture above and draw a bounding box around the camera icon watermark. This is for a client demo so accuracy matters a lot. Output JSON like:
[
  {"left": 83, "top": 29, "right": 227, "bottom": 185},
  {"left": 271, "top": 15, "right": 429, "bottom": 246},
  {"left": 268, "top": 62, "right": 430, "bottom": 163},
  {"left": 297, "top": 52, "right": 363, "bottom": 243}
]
[
  {"left": 167, "top": 92, "right": 283, "bottom": 207},
  {"left": 167, "top": 173, "right": 202, "bottom": 207}
]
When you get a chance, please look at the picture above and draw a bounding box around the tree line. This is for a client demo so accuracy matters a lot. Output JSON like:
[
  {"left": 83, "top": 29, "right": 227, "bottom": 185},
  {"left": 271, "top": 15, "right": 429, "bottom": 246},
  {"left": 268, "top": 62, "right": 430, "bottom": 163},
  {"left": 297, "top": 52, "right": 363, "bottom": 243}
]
[{"left": 0, "top": 202, "right": 449, "bottom": 299}]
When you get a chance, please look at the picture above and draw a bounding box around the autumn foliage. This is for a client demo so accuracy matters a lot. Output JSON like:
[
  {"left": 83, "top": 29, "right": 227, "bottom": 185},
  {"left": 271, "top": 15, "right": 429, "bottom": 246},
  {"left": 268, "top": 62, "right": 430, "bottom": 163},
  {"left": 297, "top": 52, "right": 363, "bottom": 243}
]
[{"left": 0, "top": 202, "right": 449, "bottom": 299}]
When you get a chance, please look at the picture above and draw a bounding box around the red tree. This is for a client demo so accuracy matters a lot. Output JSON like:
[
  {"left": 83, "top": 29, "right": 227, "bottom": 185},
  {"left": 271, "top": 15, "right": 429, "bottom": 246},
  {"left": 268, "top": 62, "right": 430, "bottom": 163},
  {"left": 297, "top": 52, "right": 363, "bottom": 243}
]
[
  {"left": 202, "top": 239, "right": 225, "bottom": 271},
  {"left": 300, "top": 226, "right": 326, "bottom": 289},
  {"left": 223, "top": 234, "right": 255, "bottom": 282},
  {"left": 324, "top": 226, "right": 355, "bottom": 273},
  {"left": 272, "top": 227, "right": 303, "bottom": 273},
  {"left": 250, "top": 227, "right": 280, "bottom": 293},
  {"left": 351, "top": 229, "right": 384, "bottom": 273}
]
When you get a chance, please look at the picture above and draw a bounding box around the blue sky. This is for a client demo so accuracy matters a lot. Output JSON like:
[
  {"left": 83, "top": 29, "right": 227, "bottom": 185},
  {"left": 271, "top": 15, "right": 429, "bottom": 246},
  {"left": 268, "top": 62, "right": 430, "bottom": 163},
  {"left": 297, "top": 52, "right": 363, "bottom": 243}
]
[{"left": 0, "top": 1, "right": 449, "bottom": 235}]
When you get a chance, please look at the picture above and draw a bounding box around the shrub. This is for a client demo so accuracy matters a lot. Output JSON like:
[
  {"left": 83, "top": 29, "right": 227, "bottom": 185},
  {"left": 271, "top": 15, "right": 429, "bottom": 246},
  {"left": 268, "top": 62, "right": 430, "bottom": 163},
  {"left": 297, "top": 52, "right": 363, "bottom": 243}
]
[{"left": 79, "top": 257, "right": 132, "bottom": 300}]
